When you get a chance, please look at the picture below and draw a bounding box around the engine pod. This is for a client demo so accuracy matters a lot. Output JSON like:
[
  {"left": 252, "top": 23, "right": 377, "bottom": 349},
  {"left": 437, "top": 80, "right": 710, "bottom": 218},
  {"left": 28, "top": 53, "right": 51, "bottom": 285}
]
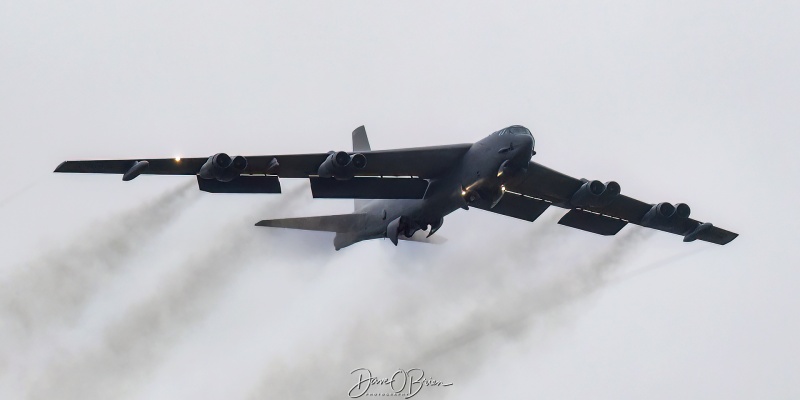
[
  {"left": 351, "top": 153, "right": 367, "bottom": 169},
  {"left": 570, "top": 179, "right": 620, "bottom": 208},
  {"left": 198, "top": 153, "right": 245, "bottom": 182},
  {"left": 675, "top": 203, "right": 691, "bottom": 219},
  {"left": 317, "top": 151, "right": 366, "bottom": 180},
  {"left": 641, "top": 202, "right": 677, "bottom": 228},
  {"left": 231, "top": 155, "right": 248, "bottom": 172}
]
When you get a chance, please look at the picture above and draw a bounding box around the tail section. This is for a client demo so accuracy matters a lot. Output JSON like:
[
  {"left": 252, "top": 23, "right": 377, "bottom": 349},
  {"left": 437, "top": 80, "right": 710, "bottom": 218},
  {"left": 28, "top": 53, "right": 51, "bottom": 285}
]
[
  {"left": 352, "top": 125, "right": 371, "bottom": 211},
  {"left": 352, "top": 125, "right": 371, "bottom": 152}
]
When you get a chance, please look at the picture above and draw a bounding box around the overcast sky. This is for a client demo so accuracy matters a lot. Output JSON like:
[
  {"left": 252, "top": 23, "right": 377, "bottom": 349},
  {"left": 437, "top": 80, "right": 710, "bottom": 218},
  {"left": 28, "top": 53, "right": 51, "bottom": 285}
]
[{"left": 1, "top": 1, "right": 799, "bottom": 399}]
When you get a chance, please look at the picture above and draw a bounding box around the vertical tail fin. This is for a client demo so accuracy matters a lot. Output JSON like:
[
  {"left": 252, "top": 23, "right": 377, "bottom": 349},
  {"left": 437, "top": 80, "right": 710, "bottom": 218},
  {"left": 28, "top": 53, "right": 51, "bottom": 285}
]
[
  {"left": 352, "top": 125, "right": 371, "bottom": 152},
  {"left": 353, "top": 125, "right": 371, "bottom": 211}
]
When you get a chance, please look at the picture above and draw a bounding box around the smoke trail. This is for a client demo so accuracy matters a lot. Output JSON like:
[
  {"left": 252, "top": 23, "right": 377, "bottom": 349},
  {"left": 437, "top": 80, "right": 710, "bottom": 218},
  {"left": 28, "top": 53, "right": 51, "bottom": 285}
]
[
  {"left": 243, "top": 213, "right": 567, "bottom": 399},
  {"left": 610, "top": 246, "right": 712, "bottom": 285},
  {"left": 246, "top": 217, "right": 656, "bottom": 400},
  {"left": 407, "top": 227, "right": 654, "bottom": 380},
  {"left": 411, "top": 227, "right": 655, "bottom": 368},
  {"left": 0, "top": 179, "right": 42, "bottom": 209},
  {"left": 0, "top": 182, "right": 198, "bottom": 377},
  {"left": 24, "top": 185, "right": 319, "bottom": 400}
]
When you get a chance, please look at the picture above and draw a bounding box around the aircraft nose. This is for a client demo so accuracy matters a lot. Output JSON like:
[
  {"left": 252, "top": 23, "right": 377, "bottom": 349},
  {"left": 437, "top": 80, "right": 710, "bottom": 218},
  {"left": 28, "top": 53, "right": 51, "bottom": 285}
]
[
  {"left": 513, "top": 132, "right": 533, "bottom": 148},
  {"left": 512, "top": 133, "right": 534, "bottom": 157}
]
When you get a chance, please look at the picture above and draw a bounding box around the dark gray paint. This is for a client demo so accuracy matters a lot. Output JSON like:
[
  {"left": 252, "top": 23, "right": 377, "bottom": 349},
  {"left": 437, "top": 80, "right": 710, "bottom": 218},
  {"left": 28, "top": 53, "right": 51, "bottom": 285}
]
[{"left": 54, "top": 125, "right": 737, "bottom": 250}]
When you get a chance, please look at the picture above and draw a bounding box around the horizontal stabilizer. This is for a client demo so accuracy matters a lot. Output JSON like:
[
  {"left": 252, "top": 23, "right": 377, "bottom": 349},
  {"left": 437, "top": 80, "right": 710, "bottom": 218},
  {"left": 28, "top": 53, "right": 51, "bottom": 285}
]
[
  {"left": 473, "top": 191, "right": 550, "bottom": 222},
  {"left": 310, "top": 177, "right": 428, "bottom": 199},
  {"left": 197, "top": 175, "right": 281, "bottom": 193},
  {"left": 256, "top": 213, "right": 368, "bottom": 233},
  {"left": 558, "top": 209, "right": 627, "bottom": 236}
]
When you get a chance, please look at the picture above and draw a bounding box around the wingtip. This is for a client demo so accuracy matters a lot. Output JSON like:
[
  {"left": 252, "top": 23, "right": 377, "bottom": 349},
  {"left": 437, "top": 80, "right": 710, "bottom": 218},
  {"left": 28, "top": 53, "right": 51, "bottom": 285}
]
[
  {"left": 724, "top": 232, "right": 739, "bottom": 245},
  {"left": 715, "top": 228, "right": 739, "bottom": 245},
  {"left": 54, "top": 161, "right": 68, "bottom": 173}
]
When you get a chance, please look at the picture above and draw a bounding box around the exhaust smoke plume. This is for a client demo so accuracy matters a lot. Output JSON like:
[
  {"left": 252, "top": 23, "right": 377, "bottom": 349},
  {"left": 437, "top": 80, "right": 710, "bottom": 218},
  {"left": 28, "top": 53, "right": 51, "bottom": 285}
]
[
  {"left": 23, "top": 185, "right": 314, "bottom": 400},
  {"left": 246, "top": 215, "right": 655, "bottom": 400},
  {"left": 1, "top": 185, "right": 670, "bottom": 400},
  {"left": 0, "top": 183, "right": 198, "bottom": 389}
]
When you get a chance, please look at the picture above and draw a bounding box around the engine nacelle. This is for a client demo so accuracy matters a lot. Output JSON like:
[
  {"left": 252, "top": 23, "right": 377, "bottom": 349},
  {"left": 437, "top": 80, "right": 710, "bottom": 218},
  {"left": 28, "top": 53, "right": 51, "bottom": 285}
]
[
  {"left": 198, "top": 153, "right": 248, "bottom": 182},
  {"left": 641, "top": 202, "right": 691, "bottom": 228},
  {"left": 317, "top": 151, "right": 367, "bottom": 180},
  {"left": 675, "top": 203, "right": 691, "bottom": 219},
  {"left": 570, "top": 179, "right": 621, "bottom": 208}
]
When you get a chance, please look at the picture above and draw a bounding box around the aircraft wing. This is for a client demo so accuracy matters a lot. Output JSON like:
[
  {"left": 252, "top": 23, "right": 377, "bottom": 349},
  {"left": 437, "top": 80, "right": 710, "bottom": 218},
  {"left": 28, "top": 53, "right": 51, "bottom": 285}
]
[
  {"left": 54, "top": 144, "right": 472, "bottom": 198},
  {"left": 54, "top": 144, "right": 472, "bottom": 178},
  {"left": 501, "top": 161, "right": 738, "bottom": 245}
]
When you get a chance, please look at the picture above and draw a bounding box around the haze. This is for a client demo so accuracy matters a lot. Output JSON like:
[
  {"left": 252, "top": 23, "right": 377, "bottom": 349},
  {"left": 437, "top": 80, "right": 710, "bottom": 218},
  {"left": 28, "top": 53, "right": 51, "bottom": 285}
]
[{"left": 1, "top": 1, "right": 798, "bottom": 399}]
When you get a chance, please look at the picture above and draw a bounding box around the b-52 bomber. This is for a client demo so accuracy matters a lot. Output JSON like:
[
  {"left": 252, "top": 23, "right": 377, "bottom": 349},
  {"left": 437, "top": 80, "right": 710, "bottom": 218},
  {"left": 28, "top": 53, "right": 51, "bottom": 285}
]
[{"left": 55, "top": 125, "right": 738, "bottom": 250}]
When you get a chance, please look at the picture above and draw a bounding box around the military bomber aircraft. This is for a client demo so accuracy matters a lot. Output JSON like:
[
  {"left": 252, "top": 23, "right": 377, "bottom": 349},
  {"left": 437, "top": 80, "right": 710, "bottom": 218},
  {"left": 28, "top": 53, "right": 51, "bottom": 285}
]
[{"left": 55, "top": 125, "right": 738, "bottom": 250}]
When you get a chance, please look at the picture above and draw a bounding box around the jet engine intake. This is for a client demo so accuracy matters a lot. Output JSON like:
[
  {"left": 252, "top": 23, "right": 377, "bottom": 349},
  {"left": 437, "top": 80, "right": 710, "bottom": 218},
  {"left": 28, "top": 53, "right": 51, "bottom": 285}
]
[
  {"left": 641, "top": 202, "right": 691, "bottom": 228},
  {"left": 570, "top": 179, "right": 621, "bottom": 208},
  {"left": 198, "top": 153, "right": 248, "bottom": 182},
  {"left": 675, "top": 203, "right": 691, "bottom": 219},
  {"left": 317, "top": 151, "right": 367, "bottom": 180}
]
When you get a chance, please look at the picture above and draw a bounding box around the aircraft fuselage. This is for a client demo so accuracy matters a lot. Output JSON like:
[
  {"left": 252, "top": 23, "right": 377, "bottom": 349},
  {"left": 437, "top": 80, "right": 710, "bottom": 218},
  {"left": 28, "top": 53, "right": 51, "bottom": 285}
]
[{"left": 334, "top": 126, "right": 535, "bottom": 249}]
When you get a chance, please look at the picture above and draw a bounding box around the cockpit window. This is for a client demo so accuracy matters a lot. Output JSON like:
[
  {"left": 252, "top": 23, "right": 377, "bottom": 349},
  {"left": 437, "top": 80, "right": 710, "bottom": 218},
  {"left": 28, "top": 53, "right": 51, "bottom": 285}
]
[
  {"left": 497, "top": 125, "right": 532, "bottom": 136},
  {"left": 508, "top": 126, "right": 531, "bottom": 136}
]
